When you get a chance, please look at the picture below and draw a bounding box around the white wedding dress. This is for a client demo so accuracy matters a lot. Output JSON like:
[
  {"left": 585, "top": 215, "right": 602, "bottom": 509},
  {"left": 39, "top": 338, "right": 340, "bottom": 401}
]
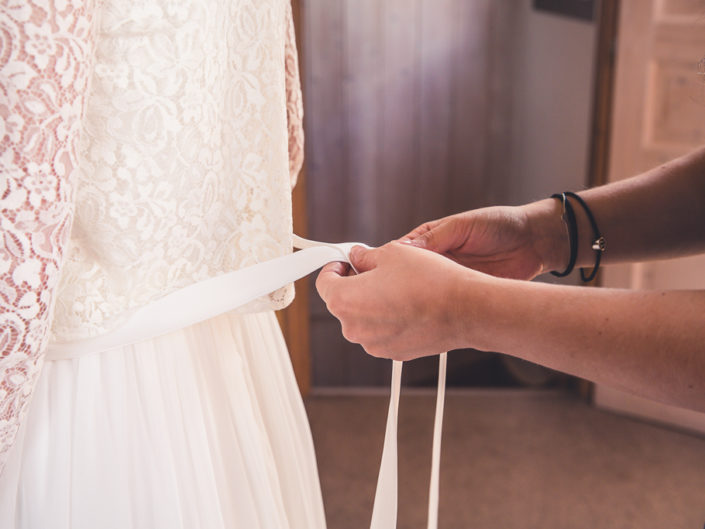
[{"left": 0, "top": 1, "right": 326, "bottom": 527}]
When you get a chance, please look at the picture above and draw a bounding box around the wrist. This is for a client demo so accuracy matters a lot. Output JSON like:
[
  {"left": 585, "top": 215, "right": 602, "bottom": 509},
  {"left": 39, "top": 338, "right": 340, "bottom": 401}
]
[
  {"left": 451, "top": 268, "right": 503, "bottom": 352},
  {"left": 521, "top": 198, "right": 570, "bottom": 275}
]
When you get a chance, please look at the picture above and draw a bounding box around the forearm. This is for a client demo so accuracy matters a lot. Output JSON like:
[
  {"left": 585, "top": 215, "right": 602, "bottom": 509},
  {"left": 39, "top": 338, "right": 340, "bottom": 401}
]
[
  {"left": 524, "top": 147, "right": 705, "bottom": 273},
  {"left": 459, "top": 275, "right": 705, "bottom": 411}
]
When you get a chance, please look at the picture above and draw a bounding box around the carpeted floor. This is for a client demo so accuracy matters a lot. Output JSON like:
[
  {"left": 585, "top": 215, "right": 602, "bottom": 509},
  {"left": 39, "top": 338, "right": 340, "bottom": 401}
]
[{"left": 305, "top": 390, "right": 705, "bottom": 529}]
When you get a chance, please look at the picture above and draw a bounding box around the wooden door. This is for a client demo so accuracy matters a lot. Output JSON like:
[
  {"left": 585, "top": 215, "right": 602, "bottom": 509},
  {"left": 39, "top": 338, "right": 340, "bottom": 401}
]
[
  {"left": 302, "top": 0, "right": 517, "bottom": 387},
  {"left": 595, "top": 0, "right": 705, "bottom": 433}
]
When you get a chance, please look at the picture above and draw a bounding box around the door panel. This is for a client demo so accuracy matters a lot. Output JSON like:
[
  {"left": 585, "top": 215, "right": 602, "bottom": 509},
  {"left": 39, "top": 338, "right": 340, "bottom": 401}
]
[
  {"left": 303, "top": 0, "right": 518, "bottom": 387},
  {"left": 597, "top": 0, "right": 705, "bottom": 431}
]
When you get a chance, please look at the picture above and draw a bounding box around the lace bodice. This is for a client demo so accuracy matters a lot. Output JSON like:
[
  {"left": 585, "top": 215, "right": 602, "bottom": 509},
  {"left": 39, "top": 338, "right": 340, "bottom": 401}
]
[{"left": 0, "top": 0, "right": 303, "bottom": 473}]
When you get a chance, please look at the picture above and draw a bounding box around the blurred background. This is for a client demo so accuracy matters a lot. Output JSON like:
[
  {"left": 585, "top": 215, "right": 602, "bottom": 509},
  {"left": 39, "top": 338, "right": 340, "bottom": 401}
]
[
  {"left": 301, "top": 0, "right": 594, "bottom": 390},
  {"left": 277, "top": 0, "right": 705, "bottom": 527}
]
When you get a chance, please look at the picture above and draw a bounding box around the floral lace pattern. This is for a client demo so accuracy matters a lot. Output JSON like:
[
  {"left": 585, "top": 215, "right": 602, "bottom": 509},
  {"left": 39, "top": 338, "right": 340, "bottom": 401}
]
[
  {"left": 0, "top": 0, "right": 303, "bottom": 473},
  {"left": 1, "top": 0, "right": 97, "bottom": 473},
  {"left": 285, "top": 4, "right": 303, "bottom": 187}
]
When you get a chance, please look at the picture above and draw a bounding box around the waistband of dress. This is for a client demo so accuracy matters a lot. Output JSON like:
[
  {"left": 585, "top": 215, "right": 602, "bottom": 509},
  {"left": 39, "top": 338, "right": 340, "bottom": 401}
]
[
  {"left": 45, "top": 280, "right": 226, "bottom": 361},
  {"left": 45, "top": 243, "right": 352, "bottom": 361}
]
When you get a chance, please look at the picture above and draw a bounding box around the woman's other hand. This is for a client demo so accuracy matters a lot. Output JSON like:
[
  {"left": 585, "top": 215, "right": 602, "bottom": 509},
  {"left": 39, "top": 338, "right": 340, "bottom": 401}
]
[{"left": 403, "top": 200, "right": 568, "bottom": 280}]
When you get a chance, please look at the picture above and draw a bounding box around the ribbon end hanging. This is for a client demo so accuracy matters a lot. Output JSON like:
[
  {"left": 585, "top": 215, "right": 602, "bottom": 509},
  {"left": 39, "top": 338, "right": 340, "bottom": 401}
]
[
  {"left": 426, "top": 352, "right": 448, "bottom": 529},
  {"left": 369, "top": 360, "right": 403, "bottom": 529}
]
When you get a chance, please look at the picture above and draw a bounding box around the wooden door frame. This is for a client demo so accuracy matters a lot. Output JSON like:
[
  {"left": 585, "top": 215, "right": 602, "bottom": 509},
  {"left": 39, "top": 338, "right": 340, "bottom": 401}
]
[
  {"left": 588, "top": 0, "right": 621, "bottom": 192},
  {"left": 574, "top": 0, "right": 620, "bottom": 401},
  {"left": 277, "top": 0, "right": 312, "bottom": 396}
]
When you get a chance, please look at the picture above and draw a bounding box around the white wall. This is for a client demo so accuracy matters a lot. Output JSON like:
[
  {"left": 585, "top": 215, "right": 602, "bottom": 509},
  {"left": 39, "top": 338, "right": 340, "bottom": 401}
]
[{"left": 507, "top": 2, "right": 597, "bottom": 207}]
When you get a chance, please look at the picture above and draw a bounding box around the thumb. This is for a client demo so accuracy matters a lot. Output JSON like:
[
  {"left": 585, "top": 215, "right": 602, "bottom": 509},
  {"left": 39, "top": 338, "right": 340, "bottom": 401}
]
[
  {"left": 349, "top": 245, "right": 379, "bottom": 273},
  {"left": 315, "top": 261, "right": 348, "bottom": 302},
  {"left": 410, "top": 221, "right": 453, "bottom": 253}
]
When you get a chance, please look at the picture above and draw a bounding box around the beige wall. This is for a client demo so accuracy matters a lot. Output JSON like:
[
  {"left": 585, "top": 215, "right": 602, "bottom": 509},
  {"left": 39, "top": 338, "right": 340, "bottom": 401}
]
[{"left": 507, "top": 2, "right": 597, "bottom": 207}]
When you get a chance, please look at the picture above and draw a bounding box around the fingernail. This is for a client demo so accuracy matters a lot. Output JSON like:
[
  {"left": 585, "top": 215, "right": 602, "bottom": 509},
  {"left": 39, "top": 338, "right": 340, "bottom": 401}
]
[{"left": 350, "top": 245, "right": 363, "bottom": 260}]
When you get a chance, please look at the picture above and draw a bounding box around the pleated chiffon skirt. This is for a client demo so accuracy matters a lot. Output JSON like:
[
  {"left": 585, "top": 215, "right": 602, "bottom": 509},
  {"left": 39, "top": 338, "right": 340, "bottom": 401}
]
[{"left": 0, "top": 311, "right": 327, "bottom": 529}]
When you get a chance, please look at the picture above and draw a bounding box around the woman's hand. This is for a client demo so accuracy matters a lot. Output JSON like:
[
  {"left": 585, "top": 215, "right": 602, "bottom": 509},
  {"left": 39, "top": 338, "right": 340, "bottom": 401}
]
[
  {"left": 402, "top": 201, "right": 567, "bottom": 280},
  {"left": 315, "top": 200, "right": 566, "bottom": 361},
  {"left": 316, "top": 241, "right": 486, "bottom": 361}
]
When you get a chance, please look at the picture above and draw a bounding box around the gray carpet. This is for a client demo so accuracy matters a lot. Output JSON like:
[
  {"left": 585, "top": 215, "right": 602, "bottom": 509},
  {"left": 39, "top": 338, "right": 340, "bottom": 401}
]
[{"left": 305, "top": 390, "right": 705, "bottom": 529}]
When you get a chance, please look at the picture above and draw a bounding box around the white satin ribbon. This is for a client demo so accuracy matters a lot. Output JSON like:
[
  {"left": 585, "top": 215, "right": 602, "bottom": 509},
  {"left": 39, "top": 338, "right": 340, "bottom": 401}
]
[{"left": 46, "top": 235, "right": 447, "bottom": 529}]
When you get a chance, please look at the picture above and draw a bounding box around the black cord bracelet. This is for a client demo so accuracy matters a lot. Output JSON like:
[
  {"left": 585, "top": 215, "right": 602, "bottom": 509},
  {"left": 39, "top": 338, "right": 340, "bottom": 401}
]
[
  {"left": 564, "top": 191, "right": 605, "bottom": 282},
  {"left": 550, "top": 193, "right": 578, "bottom": 277}
]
